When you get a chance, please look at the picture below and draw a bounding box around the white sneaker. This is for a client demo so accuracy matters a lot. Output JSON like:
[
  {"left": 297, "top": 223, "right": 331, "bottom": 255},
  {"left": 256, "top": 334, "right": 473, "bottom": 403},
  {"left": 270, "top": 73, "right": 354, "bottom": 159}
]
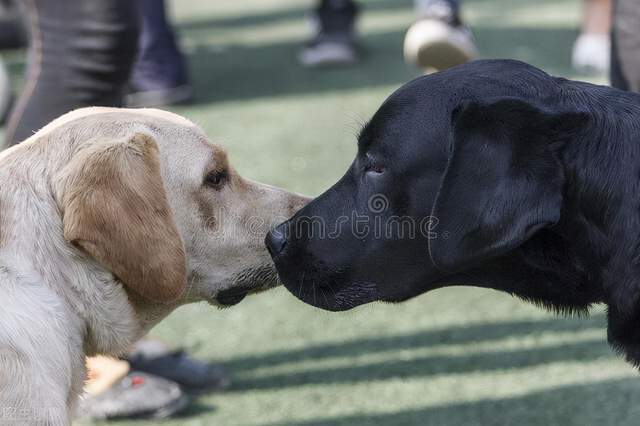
[
  {"left": 299, "top": 38, "right": 359, "bottom": 67},
  {"left": 572, "top": 33, "right": 610, "bottom": 75},
  {"left": 403, "top": 19, "right": 478, "bottom": 73}
]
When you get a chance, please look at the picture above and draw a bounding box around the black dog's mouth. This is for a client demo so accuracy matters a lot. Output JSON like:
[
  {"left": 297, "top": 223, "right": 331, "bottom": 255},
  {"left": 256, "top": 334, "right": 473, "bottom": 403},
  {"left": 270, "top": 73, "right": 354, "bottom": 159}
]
[
  {"left": 296, "top": 280, "right": 379, "bottom": 311},
  {"left": 276, "top": 263, "right": 379, "bottom": 311}
]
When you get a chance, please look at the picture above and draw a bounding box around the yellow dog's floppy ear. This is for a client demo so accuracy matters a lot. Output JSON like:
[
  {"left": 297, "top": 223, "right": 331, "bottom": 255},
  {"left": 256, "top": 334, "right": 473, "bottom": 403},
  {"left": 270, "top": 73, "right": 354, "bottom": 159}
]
[{"left": 57, "top": 133, "right": 187, "bottom": 303}]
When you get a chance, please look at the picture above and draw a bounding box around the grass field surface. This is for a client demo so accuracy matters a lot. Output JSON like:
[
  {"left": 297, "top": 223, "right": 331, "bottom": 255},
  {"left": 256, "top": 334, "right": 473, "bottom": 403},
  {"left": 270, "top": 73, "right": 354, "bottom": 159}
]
[{"left": 3, "top": 0, "right": 634, "bottom": 425}]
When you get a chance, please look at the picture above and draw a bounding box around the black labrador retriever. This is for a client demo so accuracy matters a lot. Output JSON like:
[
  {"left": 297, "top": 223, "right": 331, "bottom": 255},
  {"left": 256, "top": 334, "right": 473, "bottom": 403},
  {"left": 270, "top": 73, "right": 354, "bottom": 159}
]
[{"left": 266, "top": 59, "right": 640, "bottom": 366}]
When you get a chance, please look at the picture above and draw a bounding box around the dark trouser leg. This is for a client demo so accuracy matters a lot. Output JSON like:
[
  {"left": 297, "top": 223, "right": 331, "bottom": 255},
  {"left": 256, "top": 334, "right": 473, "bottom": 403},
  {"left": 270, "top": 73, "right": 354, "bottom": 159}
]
[
  {"left": 132, "top": 0, "right": 185, "bottom": 87},
  {"left": 127, "top": 0, "right": 191, "bottom": 107},
  {"left": 300, "top": 0, "right": 359, "bottom": 67},
  {"left": 611, "top": 0, "right": 640, "bottom": 92},
  {"left": 315, "top": 0, "right": 358, "bottom": 35},
  {"left": 4, "top": 0, "right": 139, "bottom": 146}
]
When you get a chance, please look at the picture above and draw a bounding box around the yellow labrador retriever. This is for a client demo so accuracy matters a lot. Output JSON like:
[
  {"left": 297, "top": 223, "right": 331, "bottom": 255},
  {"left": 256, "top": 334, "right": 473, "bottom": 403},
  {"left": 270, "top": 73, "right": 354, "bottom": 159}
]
[{"left": 0, "top": 107, "right": 308, "bottom": 425}]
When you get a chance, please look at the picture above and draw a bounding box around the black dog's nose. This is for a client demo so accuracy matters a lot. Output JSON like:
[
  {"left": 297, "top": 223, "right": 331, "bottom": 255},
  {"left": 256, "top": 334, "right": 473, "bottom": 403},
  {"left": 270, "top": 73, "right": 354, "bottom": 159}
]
[{"left": 265, "top": 225, "right": 287, "bottom": 257}]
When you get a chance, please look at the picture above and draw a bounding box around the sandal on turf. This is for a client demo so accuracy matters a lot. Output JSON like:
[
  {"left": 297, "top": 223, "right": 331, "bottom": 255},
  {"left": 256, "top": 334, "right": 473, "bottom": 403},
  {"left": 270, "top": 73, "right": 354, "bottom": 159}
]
[{"left": 79, "top": 371, "right": 189, "bottom": 420}]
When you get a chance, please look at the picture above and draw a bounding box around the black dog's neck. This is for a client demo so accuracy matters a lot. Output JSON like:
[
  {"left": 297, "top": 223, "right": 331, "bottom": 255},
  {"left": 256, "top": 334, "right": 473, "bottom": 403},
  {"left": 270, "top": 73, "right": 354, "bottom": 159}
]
[
  {"left": 437, "top": 233, "right": 602, "bottom": 315},
  {"left": 560, "top": 130, "right": 640, "bottom": 308}
]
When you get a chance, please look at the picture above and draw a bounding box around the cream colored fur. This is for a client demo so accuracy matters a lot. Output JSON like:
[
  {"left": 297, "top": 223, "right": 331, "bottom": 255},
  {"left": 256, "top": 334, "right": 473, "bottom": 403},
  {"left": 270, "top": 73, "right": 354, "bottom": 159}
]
[{"left": 0, "top": 108, "right": 308, "bottom": 425}]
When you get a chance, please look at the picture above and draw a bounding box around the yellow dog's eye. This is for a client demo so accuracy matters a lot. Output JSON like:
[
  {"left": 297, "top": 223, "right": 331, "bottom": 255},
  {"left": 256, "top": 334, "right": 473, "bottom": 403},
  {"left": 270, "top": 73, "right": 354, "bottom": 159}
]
[{"left": 205, "top": 171, "right": 227, "bottom": 188}]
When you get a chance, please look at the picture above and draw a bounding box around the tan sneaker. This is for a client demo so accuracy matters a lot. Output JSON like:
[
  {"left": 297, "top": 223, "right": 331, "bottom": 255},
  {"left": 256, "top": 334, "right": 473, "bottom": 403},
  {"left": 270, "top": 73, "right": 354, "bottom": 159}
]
[{"left": 403, "top": 19, "right": 478, "bottom": 73}]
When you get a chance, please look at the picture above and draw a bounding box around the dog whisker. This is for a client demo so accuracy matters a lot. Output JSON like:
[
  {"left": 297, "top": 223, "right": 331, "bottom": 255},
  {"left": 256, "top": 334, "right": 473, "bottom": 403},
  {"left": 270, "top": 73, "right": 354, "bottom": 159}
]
[
  {"left": 320, "top": 286, "right": 330, "bottom": 308},
  {"left": 312, "top": 280, "right": 317, "bottom": 306},
  {"left": 298, "top": 271, "right": 305, "bottom": 297},
  {"left": 327, "top": 281, "right": 338, "bottom": 300}
]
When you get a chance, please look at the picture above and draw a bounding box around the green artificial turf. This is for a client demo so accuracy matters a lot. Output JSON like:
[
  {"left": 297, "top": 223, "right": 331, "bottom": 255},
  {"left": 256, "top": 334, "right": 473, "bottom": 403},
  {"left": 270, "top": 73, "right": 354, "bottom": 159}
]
[{"left": 3, "top": 0, "right": 636, "bottom": 425}]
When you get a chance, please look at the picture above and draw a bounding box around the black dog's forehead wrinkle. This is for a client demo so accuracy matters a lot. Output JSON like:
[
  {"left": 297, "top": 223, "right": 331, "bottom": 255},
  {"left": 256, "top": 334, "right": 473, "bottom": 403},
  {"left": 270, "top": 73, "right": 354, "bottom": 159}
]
[
  {"left": 360, "top": 109, "right": 451, "bottom": 164},
  {"left": 357, "top": 96, "right": 419, "bottom": 152},
  {"left": 358, "top": 64, "right": 518, "bottom": 154}
]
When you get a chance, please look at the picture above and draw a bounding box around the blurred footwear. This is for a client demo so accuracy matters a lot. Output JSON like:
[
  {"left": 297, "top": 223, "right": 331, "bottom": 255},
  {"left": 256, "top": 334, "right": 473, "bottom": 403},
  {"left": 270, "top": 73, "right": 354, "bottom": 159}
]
[
  {"left": 125, "top": 339, "right": 231, "bottom": 394},
  {"left": 79, "top": 371, "right": 189, "bottom": 420},
  {"left": 299, "top": 0, "right": 359, "bottom": 67},
  {"left": 126, "top": 0, "right": 192, "bottom": 107},
  {"left": 572, "top": 33, "right": 610, "bottom": 75},
  {"left": 404, "top": 18, "right": 478, "bottom": 73}
]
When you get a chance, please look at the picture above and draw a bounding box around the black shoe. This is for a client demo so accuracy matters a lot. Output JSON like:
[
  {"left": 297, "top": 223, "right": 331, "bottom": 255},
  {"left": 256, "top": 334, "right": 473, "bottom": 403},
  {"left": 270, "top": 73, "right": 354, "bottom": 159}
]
[{"left": 125, "top": 340, "right": 231, "bottom": 394}]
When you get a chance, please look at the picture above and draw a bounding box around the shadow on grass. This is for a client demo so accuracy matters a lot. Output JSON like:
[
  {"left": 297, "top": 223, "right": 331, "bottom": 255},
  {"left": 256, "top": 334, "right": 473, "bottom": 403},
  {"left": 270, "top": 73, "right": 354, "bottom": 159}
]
[
  {"left": 222, "top": 315, "right": 606, "bottom": 371},
  {"left": 219, "top": 315, "right": 612, "bottom": 391},
  {"left": 103, "top": 400, "right": 216, "bottom": 425},
  {"left": 185, "top": 25, "right": 579, "bottom": 105},
  {"left": 230, "top": 339, "right": 612, "bottom": 391},
  {"left": 173, "top": 400, "right": 217, "bottom": 419},
  {"left": 261, "top": 378, "right": 640, "bottom": 426}
]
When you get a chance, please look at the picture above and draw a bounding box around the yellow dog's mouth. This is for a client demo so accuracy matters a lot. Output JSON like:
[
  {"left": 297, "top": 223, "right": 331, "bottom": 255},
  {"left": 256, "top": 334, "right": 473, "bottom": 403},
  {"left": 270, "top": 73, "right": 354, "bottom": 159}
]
[
  {"left": 215, "top": 287, "right": 250, "bottom": 306},
  {"left": 213, "top": 264, "right": 281, "bottom": 307}
]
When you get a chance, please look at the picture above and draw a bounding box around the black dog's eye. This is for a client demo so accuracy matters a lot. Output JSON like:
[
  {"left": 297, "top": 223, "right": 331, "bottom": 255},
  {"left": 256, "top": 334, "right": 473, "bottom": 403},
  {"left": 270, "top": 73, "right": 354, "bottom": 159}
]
[
  {"left": 364, "top": 161, "right": 385, "bottom": 174},
  {"left": 205, "top": 171, "right": 227, "bottom": 188}
]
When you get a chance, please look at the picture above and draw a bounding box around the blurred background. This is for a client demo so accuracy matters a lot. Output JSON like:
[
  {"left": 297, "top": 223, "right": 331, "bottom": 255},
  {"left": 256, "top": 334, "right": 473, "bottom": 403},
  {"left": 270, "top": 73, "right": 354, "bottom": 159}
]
[{"left": 2, "top": 0, "right": 638, "bottom": 425}]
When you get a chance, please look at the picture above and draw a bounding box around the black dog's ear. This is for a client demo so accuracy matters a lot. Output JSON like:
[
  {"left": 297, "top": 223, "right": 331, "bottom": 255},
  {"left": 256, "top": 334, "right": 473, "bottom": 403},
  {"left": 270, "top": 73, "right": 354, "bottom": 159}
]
[{"left": 429, "top": 97, "right": 587, "bottom": 272}]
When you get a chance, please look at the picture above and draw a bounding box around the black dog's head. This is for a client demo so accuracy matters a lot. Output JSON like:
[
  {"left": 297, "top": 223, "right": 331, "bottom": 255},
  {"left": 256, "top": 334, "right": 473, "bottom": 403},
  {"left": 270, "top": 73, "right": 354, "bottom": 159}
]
[{"left": 266, "top": 60, "right": 592, "bottom": 311}]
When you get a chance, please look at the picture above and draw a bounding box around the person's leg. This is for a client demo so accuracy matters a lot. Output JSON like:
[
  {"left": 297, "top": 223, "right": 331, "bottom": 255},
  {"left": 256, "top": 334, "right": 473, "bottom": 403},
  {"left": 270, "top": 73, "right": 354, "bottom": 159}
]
[
  {"left": 299, "top": 0, "right": 359, "bottom": 67},
  {"left": 126, "top": 0, "right": 192, "bottom": 108},
  {"left": 611, "top": 0, "right": 640, "bottom": 91},
  {"left": 611, "top": 24, "right": 629, "bottom": 91},
  {"left": 572, "top": 0, "right": 612, "bottom": 74},
  {"left": 4, "top": 0, "right": 139, "bottom": 147}
]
